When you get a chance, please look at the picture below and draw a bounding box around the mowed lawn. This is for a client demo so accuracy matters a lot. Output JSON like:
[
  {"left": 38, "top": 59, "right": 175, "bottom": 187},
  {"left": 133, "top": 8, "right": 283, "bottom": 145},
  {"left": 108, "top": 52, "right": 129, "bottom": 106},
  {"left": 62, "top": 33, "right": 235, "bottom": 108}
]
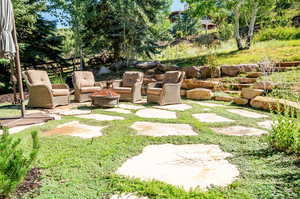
[
  {"left": 1, "top": 100, "right": 299, "bottom": 199},
  {"left": 154, "top": 40, "right": 300, "bottom": 67}
]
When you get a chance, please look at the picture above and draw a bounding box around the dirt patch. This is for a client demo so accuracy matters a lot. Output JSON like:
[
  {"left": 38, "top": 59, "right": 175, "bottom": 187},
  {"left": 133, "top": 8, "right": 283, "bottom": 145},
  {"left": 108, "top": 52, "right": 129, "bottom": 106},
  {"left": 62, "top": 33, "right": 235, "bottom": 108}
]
[
  {"left": 14, "top": 168, "right": 41, "bottom": 199},
  {"left": 0, "top": 92, "right": 29, "bottom": 104}
]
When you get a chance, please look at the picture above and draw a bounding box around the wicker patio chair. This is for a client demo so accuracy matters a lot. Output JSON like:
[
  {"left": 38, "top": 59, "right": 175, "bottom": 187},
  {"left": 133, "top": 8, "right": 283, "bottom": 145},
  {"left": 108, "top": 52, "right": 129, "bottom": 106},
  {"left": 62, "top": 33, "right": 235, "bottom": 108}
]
[
  {"left": 112, "top": 71, "right": 144, "bottom": 103},
  {"left": 72, "top": 71, "right": 106, "bottom": 102},
  {"left": 147, "top": 71, "right": 185, "bottom": 106},
  {"left": 23, "top": 70, "right": 70, "bottom": 109}
]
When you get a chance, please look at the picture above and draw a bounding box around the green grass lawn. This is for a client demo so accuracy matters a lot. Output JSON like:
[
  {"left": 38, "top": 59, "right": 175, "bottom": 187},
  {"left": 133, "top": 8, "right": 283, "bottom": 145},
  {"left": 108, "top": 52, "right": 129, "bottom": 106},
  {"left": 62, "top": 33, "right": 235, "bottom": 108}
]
[
  {"left": 153, "top": 40, "right": 300, "bottom": 67},
  {"left": 1, "top": 100, "right": 299, "bottom": 199}
]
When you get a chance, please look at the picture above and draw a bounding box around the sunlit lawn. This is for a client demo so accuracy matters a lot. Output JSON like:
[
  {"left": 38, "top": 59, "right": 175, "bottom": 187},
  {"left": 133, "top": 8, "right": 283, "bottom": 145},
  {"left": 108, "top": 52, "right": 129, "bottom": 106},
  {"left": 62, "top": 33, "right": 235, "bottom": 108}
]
[{"left": 153, "top": 40, "right": 300, "bottom": 67}]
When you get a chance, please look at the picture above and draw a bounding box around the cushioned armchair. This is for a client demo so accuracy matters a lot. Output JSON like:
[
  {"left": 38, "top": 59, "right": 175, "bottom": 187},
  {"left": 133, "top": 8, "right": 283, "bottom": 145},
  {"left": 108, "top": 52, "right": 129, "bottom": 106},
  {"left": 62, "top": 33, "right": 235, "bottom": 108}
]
[
  {"left": 112, "top": 71, "right": 144, "bottom": 103},
  {"left": 23, "top": 70, "right": 70, "bottom": 109},
  {"left": 147, "top": 71, "right": 185, "bottom": 106},
  {"left": 72, "top": 71, "right": 106, "bottom": 102}
]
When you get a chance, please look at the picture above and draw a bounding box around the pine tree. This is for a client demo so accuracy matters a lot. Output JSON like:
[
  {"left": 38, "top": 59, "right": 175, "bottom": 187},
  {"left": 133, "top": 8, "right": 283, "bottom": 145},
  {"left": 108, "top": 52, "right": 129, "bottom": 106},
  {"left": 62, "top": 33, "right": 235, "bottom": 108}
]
[
  {"left": 0, "top": 129, "right": 39, "bottom": 198},
  {"left": 82, "top": 0, "right": 171, "bottom": 61}
]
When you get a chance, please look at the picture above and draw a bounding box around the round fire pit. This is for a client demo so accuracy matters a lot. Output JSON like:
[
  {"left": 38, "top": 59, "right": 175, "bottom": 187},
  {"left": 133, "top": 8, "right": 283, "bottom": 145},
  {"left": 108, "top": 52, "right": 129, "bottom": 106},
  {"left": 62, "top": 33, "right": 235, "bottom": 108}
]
[{"left": 90, "top": 90, "right": 120, "bottom": 108}]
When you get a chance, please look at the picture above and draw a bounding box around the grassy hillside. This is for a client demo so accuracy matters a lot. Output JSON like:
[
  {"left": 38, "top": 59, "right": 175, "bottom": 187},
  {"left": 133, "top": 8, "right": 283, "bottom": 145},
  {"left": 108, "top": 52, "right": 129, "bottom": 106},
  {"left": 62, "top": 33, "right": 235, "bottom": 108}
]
[{"left": 154, "top": 40, "right": 300, "bottom": 67}]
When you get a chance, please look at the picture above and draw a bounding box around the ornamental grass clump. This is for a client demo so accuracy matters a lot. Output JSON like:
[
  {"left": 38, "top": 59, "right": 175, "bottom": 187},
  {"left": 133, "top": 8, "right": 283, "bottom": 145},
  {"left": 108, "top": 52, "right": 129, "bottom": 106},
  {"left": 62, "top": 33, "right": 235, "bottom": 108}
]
[{"left": 0, "top": 129, "right": 39, "bottom": 198}]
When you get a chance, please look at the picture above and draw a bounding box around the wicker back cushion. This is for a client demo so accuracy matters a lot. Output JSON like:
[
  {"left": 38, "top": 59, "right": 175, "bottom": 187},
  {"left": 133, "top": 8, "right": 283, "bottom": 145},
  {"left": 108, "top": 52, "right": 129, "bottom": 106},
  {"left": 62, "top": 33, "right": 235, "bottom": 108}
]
[
  {"left": 122, "top": 72, "right": 143, "bottom": 87},
  {"left": 163, "top": 71, "right": 181, "bottom": 84},
  {"left": 74, "top": 71, "right": 95, "bottom": 88},
  {"left": 26, "top": 70, "right": 52, "bottom": 89}
]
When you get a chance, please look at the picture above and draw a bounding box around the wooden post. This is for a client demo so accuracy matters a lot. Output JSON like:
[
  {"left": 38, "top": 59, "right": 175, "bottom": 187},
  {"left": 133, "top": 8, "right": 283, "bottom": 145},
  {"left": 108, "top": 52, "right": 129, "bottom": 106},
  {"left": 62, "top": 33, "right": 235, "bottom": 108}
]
[{"left": 12, "top": 9, "right": 25, "bottom": 117}]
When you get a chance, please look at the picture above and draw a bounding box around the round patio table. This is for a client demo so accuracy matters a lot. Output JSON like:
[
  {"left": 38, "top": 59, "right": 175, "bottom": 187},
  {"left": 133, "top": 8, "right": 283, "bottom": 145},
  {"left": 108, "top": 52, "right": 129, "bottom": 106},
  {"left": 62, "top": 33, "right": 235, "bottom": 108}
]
[{"left": 90, "top": 89, "right": 120, "bottom": 108}]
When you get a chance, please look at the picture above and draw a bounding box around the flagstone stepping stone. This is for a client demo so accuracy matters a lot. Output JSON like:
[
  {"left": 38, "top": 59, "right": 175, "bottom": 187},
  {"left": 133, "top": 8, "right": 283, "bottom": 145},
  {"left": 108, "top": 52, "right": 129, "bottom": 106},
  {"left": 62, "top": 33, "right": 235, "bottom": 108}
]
[
  {"left": 193, "top": 113, "right": 234, "bottom": 123},
  {"left": 43, "top": 121, "right": 104, "bottom": 139},
  {"left": 202, "top": 108, "right": 212, "bottom": 112},
  {"left": 119, "top": 104, "right": 145, "bottom": 110},
  {"left": 135, "top": 109, "right": 177, "bottom": 119},
  {"left": 257, "top": 120, "right": 274, "bottom": 130},
  {"left": 110, "top": 193, "right": 149, "bottom": 199},
  {"left": 0, "top": 123, "right": 44, "bottom": 135},
  {"left": 104, "top": 108, "right": 131, "bottom": 114},
  {"left": 227, "top": 109, "right": 268, "bottom": 119},
  {"left": 196, "top": 102, "right": 226, "bottom": 107},
  {"left": 131, "top": 122, "right": 197, "bottom": 137},
  {"left": 50, "top": 109, "right": 92, "bottom": 116},
  {"left": 212, "top": 126, "right": 268, "bottom": 136},
  {"left": 153, "top": 104, "right": 192, "bottom": 111},
  {"left": 77, "top": 114, "right": 124, "bottom": 121},
  {"left": 117, "top": 144, "right": 239, "bottom": 191}
]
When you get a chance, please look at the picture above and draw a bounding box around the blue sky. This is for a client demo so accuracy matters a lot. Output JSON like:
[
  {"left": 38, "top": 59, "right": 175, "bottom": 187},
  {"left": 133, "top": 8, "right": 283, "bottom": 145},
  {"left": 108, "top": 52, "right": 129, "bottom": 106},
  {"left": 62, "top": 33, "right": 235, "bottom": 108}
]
[{"left": 43, "top": 0, "right": 186, "bottom": 28}]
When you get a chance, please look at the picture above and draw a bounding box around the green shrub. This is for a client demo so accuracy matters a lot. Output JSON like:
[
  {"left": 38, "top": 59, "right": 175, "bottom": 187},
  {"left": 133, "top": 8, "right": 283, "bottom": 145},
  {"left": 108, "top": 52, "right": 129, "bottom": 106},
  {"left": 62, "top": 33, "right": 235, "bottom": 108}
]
[
  {"left": 268, "top": 107, "right": 300, "bottom": 155},
  {"left": 0, "top": 130, "right": 39, "bottom": 198},
  {"left": 51, "top": 74, "right": 66, "bottom": 84},
  {"left": 255, "top": 27, "right": 300, "bottom": 41}
]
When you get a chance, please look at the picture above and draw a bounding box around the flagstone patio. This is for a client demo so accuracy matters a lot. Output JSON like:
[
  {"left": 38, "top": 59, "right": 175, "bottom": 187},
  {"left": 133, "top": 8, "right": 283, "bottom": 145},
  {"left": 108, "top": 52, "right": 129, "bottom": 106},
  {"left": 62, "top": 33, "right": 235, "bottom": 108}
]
[
  {"left": 104, "top": 108, "right": 132, "bottom": 114},
  {"left": 0, "top": 123, "right": 44, "bottom": 135},
  {"left": 118, "top": 104, "right": 145, "bottom": 110},
  {"left": 196, "top": 102, "right": 226, "bottom": 107},
  {"left": 116, "top": 144, "right": 239, "bottom": 191},
  {"left": 135, "top": 108, "right": 177, "bottom": 119},
  {"left": 77, "top": 114, "right": 124, "bottom": 121},
  {"left": 227, "top": 109, "right": 268, "bottom": 119},
  {"left": 212, "top": 126, "right": 268, "bottom": 136},
  {"left": 193, "top": 113, "right": 234, "bottom": 123},
  {"left": 131, "top": 122, "right": 197, "bottom": 137},
  {"left": 153, "top": 104, "right": 192, "bottom": 111},
  {"left": 43, "top": 121, "right": 105, "bottom": 139}
]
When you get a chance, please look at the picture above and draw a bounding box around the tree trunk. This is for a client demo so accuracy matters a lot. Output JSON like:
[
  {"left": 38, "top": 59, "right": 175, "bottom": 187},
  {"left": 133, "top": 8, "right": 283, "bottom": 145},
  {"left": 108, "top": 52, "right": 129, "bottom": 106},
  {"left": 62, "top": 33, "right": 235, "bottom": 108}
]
[
  {"left": 245, "top": 3, "right": 258, "bottom": 49},
  {"left": 234, "top": 1, "right": 244, "bottom": 50}
]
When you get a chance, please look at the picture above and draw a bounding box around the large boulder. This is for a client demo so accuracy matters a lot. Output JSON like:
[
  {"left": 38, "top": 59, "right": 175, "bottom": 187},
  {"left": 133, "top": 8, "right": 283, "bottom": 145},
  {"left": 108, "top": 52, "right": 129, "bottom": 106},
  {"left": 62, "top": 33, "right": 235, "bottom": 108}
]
[
  {"left": 221, "top": 66, "right": 241, "bottom": 77},
  {"left": 239, "top": 64, "right": 259, "bottom": 72},
  {"left": 237, "top": 77, "right": 257, "bottom": 84},
  {"left": 181, "top": 66, "right": 200, "bottom": 79},
  {"left": 250, "top": 96, "right": 300, "bottom": 113},
  {"left": 136, "top": 62, "right": 159, "bottom": 70},
  {"left": 182, "top": 79, "right": 219, "bottom": 89},
  {"left": 241, "top": 88, "right": 264, "bottom": 99},
  {"left": 233, "top": 97, "right": 249, "bottom": 105},
  {"left": 199, "top": 66, "right": 211, "bottom": 79},
  {"left": 211, "top": 67, "right": 221, "bottom": 78},
  {"left": 186, "top": 88, "right": 213, "bottom": 100},
  {"left": 253, "top": 81, "right": 276, "bottom": 91},
  {"left": 157, "top": 64, "right": 180, "bottom": 72},
  {"left": 246, "top": 72, "right": 263, "bottom": 78}
]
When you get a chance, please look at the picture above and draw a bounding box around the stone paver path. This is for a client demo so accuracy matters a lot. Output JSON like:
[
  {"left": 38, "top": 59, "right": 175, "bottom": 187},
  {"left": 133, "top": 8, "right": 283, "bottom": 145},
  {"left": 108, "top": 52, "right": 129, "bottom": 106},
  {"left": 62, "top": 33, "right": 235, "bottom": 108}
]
[
  {"left": 153, "top": 104, "right": 192, "bottom": 111},
  {"left": 193, "top": 113, "right": 234, "bottom": 123},
  {"left": 110, "top": 193, "right": 149, "bottom": 199},
  {"left": 136, "top": 109, "right": 177, "bottom": 119},
  {"left": 203, "top": 108, "right": 212, "bottom": 112},
  {"left": 131, "top": 122, "right": 197, "bottom": 137},
  {"left": 104, "top": 108, "right": 131, "bottom": 114},
  {"left": 227, "top": 109, "right": 268, "bottom": 119},
  {"left": 196, "top": 102, "right": 226, "bottom": 107},
  {"left": 257, "top": 120, "right": 274, "bottom": 130},
  {"left": 77, "top": 114, "right": 124, "bottom": 121},
  {"left": 50, "top": 109, "right": 92, "bottom": 116},
  {"left": 0, "top": 123, "right": 44, "bottom": 135},
  {"left": 117, "top": 144, "right": 239, "bottom": 191},
  {"left": 43, "top": 121, "right": 105, "bottom": 138},
  {"left": 119, "top": 104, "right": 145, "bottom": 110},
  {"left": 212, "top": 126, "right": 268, "bottom": 136}
]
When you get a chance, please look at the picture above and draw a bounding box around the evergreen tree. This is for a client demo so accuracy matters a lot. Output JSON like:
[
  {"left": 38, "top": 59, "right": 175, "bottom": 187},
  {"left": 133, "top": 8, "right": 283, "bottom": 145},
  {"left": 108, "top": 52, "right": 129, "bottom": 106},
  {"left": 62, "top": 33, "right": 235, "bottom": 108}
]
[
  {"left": 82, "top": 0, "right": 171, "bottom": 61},
  {"left": 170, "top": 12, "right": 199, "bottom": 38}
]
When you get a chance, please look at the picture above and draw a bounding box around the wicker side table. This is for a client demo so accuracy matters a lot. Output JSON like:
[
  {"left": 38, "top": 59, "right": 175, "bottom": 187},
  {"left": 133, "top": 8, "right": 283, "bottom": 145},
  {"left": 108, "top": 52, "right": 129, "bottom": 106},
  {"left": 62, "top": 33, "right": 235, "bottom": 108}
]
[{"left": 91, "top": 90, "right": 120, "bottom": 108}]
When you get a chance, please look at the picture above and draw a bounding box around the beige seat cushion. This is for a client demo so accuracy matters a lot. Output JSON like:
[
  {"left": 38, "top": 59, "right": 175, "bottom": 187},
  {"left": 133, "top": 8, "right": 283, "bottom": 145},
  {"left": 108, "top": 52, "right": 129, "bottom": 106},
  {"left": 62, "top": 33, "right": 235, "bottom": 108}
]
[
  {"left": 52, "top": 89, "right": 69, "bottom": 96},
  {"left": 113, "top": 87, "right": 132, "bottom": 94},
  {"left": 147, "top": 88, "right": 162, "bottom": 95},
  {"left": 26, "top": 70, "right": 52, "bottom": 89},
  {"left": 73, "top": 71, "right": 95, "bottom": 88},
  {"left": 80, "top": 87, "right": 102, "bottom": 93},
  {"left": 163, "top": 71, "right": 181, "bottom": 84},
  {"left": 122, "top": 72, "right": 142, "bottom": 87}
]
